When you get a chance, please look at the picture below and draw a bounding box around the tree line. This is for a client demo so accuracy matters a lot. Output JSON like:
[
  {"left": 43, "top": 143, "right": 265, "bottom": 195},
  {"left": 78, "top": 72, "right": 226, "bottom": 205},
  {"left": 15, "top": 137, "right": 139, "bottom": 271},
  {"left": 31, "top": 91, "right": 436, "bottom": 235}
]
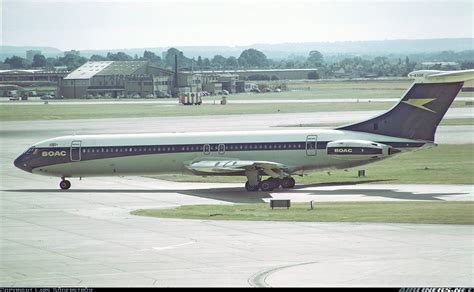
[{"left": 3, "top": 47, "right": 473, "bottom": 78}]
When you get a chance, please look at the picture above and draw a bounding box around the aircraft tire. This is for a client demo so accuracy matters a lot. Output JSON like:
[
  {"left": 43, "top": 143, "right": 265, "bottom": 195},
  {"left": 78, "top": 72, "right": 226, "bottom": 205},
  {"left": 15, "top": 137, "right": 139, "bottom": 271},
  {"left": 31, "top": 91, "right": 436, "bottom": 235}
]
[
  {"left": 60, "top": 180, "right": 71, "bottom": 190},
  {"left": 245, "top": 181, "right": 259, "bottom": 192},
  {"left": 259, "top": 180, "right": 274, "bottom": 192},
  {"left": 268, "top": 178, "right": 281, "bottom": 189},
  {"left": 281, "top": 177, "right": 295, "bottom": 189}
]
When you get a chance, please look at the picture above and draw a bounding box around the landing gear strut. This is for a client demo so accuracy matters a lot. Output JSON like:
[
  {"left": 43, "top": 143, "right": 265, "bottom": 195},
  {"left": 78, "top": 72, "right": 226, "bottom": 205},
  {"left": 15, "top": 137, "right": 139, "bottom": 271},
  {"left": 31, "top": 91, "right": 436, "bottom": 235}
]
[{"left": 59, "top": 178, "right": 71, "bottom": 190}]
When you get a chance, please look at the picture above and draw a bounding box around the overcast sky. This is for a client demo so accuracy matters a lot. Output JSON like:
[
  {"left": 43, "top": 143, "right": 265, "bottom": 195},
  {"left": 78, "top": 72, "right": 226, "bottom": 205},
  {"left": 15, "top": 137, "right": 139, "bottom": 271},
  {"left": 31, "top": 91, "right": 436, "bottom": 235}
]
[{"left": 1, "top": 0, "right": 473, "bottom": 50}]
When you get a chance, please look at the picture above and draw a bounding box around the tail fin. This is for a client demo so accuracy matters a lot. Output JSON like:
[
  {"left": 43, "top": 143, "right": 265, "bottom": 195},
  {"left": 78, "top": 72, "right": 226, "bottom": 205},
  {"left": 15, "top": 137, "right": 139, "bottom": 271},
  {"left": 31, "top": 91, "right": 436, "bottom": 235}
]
[{"left": 337, "top": 70, "right": 474, "bottom": 141}]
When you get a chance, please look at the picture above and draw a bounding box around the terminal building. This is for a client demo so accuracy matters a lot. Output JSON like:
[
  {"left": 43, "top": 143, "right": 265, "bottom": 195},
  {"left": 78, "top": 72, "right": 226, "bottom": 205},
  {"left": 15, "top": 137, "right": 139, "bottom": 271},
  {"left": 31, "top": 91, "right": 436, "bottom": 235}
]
[
  {"left": 182, "top": 68, "right": 320, "bottom": 82},
  {"left": 0, "top": 69, "right": 68, "bottom": 83}
]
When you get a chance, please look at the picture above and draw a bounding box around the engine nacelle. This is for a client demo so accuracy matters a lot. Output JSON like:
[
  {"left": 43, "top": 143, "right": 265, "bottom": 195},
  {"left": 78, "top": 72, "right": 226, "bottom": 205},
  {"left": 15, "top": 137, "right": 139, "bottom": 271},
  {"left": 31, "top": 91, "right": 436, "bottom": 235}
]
[{"left": 326, "top": 140, "right": 390, "bottom": 160}]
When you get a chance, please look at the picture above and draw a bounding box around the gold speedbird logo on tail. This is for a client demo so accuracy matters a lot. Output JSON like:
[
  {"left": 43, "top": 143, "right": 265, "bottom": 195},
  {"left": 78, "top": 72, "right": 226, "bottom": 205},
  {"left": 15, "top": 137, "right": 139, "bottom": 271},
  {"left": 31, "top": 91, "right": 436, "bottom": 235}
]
[{"left": 402, "top": 98, "right": 437, "bottom": 113}]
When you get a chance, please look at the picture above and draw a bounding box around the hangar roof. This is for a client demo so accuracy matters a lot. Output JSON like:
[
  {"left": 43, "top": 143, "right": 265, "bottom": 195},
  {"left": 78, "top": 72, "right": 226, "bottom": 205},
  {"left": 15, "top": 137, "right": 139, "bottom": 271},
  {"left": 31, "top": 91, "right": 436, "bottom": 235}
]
[
  {"left": 96, "top": 61, "right": 147, "bottom": 76},
  {"left": 64, "top": 61, "right": 113, "bottom": 80},
  {"left": 64, "top": 61, "right": 150, "bottom": 80}
]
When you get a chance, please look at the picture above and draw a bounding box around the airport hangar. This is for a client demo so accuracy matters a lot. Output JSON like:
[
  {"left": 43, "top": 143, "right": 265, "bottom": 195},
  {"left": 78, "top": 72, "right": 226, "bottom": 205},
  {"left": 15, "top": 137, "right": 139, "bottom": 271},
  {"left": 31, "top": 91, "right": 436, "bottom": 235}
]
[{"left": 57, "top": 61, "right": 320, "bottom": 99}]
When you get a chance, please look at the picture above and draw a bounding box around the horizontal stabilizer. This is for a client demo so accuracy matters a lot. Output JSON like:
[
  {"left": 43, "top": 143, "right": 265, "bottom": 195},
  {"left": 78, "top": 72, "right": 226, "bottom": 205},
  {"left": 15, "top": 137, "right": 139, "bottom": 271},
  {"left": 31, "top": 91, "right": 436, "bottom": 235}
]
[{"left": 408, "top": 69, "right": 474, "bottom": 83}]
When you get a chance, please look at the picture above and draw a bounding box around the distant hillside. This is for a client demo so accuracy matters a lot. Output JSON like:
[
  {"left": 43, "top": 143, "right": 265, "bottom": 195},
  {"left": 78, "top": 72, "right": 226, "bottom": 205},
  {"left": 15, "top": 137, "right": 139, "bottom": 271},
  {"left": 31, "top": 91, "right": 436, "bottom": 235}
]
[
  {"left": 0, "top": 46, "right": 63, "bottom": 60},
  {"left": 78, "top": 38, "right": 474, "bottom": 59},
  {"left": 2, "top": 38, "right": 473, "bottom": 60}
]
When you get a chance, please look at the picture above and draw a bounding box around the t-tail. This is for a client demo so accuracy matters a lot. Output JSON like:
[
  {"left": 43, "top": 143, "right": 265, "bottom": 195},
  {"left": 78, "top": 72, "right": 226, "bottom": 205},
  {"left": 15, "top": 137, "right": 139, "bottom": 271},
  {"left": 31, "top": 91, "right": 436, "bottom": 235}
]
[{"left": 337, "top": 69, "right": 474, "bottom": 141}]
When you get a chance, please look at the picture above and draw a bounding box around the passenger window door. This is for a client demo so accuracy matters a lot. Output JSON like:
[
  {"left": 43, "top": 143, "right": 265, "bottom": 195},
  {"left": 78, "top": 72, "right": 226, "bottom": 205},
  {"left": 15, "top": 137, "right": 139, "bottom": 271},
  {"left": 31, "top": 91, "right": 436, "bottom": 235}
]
[
  {"left": 218, "top": 144, "right": 225, "bottom": 155},
  {"left": 203, "top": 144, "right": 211, "bottom": 155},
  {"left": 305, "top": 135, "right": 317, "bottom": 156},
  {"left": 70, "top": 140, "right": 82, "bottom": 161}
]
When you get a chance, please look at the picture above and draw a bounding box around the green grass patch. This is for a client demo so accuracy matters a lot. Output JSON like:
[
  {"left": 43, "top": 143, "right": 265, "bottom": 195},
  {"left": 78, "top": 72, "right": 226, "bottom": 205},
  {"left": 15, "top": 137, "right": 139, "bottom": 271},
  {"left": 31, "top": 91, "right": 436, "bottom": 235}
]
[
  {"left": 276, "top": 118, "right": 474, "bottom": 128},
  {"left": 440, "top": 118, "right": 474, "bottom": 126},
  {"left": 148, "top": 144, "right": 474, "bottom": 185},
  {"left": 204, "top": 88, "right": 406, "bottom": 100},
  {"left": 131, "top": 201, "right": 474, "bottom": 224},
  {"left": 0, "top": 102, "right": 392, "bottom": 121},
  {"left": 2, "top": 100, "right": 469, "bottom": 122}
]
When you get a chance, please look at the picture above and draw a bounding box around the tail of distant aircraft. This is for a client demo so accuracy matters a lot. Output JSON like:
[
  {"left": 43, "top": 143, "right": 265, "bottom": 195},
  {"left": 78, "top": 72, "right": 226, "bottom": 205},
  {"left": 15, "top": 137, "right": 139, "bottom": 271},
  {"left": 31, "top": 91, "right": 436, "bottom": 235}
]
[{"left": 337, "top": 69, "right": 474, "bottom": 141}]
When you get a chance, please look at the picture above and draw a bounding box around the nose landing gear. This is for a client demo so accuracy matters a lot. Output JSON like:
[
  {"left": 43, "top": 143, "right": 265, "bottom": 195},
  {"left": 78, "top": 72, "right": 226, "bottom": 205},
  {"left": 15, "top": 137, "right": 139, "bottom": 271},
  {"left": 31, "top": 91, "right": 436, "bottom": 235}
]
[{"left": 59, "top": 178, "right": 71, "bottom": 190}]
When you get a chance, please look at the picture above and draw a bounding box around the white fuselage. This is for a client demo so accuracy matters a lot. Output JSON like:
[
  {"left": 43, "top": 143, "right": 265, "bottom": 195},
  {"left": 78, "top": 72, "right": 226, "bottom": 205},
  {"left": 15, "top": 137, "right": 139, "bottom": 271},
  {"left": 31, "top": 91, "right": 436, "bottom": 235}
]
[{"left": 19, "top": 129, "right": 429, "bottom": 178}]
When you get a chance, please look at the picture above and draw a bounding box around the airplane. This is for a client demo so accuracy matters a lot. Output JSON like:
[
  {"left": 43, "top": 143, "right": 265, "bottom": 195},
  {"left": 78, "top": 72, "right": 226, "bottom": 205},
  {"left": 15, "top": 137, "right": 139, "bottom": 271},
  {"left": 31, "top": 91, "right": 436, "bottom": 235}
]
[{"left": 14, "top": 69, "right": 474, "bottom": 191}]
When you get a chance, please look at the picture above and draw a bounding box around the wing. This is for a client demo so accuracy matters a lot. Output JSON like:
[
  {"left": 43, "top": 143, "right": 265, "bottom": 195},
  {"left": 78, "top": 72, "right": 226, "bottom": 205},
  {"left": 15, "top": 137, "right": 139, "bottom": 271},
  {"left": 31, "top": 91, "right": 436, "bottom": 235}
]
[{"left": 184, "top": 159, "right": 289, "bottom": 177}]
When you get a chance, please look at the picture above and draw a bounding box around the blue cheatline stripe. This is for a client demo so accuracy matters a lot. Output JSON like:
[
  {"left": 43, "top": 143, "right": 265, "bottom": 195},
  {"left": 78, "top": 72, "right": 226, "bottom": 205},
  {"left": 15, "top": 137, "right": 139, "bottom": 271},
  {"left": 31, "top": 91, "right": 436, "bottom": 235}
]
[{"left": 28, "top": 140, "right": 425, "bottom": 169}]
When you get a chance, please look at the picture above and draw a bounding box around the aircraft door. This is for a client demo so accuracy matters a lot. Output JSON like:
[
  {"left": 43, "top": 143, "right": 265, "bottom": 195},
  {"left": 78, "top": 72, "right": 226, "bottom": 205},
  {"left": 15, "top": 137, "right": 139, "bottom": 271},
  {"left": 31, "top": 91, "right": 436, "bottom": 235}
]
[
  {"left": 70, "top": 140, "right": 82, "bottom": 161},
  {"left": 306, "top": 135, "right": 317, "bottom": 156},
  {"left": 203, "top": 144, "right": 211, "bottom": 155},
  {"left": 218, "top": 144, "right": 225, "bottom": 155}
]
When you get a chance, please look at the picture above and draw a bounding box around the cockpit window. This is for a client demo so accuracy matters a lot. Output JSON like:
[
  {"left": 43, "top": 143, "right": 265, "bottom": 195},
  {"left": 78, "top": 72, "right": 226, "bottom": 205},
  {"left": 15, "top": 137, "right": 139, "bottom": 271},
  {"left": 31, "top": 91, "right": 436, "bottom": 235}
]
[{"left": 24, "top": 147, "right": 35, "bottom": 154}]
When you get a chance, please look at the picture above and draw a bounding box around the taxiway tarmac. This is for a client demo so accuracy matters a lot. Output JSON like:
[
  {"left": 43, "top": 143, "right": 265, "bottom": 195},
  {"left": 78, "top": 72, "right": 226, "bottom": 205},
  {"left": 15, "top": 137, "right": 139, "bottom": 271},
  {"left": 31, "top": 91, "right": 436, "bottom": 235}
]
[{"left": 1, "top": 112, "right": 473, "bottom": 286}]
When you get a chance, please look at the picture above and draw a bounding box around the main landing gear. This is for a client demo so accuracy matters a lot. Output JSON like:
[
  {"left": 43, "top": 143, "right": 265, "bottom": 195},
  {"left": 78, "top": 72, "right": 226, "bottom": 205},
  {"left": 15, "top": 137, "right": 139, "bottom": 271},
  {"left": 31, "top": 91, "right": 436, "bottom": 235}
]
[
  {"left": 245, "top": 177, "right": 295, "bottom": 192},
  {"left": 59, "top": 177, "right": 71, "bottom": 190}
]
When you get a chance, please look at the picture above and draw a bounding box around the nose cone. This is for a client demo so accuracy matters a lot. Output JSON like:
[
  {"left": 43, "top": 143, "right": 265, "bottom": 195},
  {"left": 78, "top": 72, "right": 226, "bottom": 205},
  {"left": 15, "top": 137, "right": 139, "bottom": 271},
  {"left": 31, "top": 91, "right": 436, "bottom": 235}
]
[{"left": 14, "top": 154, "right": 32, "bottom": 173}]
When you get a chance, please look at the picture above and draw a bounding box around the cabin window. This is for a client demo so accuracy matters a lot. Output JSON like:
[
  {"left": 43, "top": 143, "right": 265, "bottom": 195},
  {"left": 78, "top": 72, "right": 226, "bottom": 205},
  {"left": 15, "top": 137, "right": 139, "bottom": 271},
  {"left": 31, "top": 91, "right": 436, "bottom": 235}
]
[{"left": 374, "top": 123, "right": 378, "bottom": 130}]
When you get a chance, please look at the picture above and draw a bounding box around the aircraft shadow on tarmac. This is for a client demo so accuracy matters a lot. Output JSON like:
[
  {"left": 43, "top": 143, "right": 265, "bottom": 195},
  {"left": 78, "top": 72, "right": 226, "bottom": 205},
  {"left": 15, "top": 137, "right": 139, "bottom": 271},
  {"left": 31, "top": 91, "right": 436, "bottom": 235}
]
[{"left": 5, "top": 180, "right": 468, "bottom": 204}]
